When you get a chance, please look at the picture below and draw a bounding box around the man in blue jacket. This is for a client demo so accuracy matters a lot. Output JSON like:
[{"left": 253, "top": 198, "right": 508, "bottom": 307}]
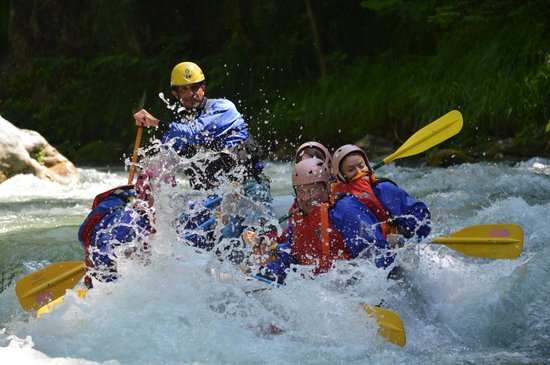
[{"left": 133, "top": 61, "right": 271, "bottom": 206}]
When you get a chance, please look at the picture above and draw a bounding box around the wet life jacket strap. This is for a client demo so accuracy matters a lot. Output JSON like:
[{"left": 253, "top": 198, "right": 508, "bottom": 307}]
[{"left": 320, "top": 203, "right": 330, "bottom": 256}]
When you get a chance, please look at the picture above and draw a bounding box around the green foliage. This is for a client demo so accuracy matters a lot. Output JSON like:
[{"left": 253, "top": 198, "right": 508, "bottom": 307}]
[
  {"left": 0, "top": 0, "right": 548, "bottom": 162},
  {"left": 73, "top": 140, "right": 128, "bottom": 165},
  {"left": 360, "top": 0, "right": 401, "bottom": 12},
  {"left": 31, "top": 148, "right": 46, "bottom": 165},
  {"left": 267, "top": 0, "right": 549, "bottom": 155}
]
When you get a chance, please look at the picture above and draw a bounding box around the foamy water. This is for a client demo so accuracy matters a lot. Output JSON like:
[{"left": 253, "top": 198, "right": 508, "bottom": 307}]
[{"left": 1, "top": 157, "right": 549, "bottom": 364}]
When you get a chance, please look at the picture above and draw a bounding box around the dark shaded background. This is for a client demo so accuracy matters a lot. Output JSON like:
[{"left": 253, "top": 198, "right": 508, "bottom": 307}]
[{"left": 0, "top": 0, "right": 548, "bottom": 164}]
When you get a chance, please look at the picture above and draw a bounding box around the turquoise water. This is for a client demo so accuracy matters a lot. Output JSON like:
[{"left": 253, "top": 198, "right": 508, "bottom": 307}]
[{"left": 0, "top": 158, "right": 549, "bottom": 364}]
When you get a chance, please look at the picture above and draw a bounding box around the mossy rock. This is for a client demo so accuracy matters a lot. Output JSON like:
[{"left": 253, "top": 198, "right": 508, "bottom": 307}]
[
  {"left": 468, "top": 138, "right": 515, "bottom": 159},
  {"left": 73, "top": 141, "right": 127, "bottom": 165},
  {"left": 426, "top": 148, "right": 475, "bottom": 167}
]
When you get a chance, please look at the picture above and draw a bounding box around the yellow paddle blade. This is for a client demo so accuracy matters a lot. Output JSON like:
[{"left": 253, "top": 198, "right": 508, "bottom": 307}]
[
  {"left": 36, "top": 289, "right": 88, "bottom": 318},
  {"left": 431, "top": 224, "right": 523, "bottom": 259},
  {"left": 15, "top": 261, "right": 86, "bottom": 311},
  {"left": 382, "top": 110, "right": 463, "bottom": 165},
  {"left": 362, "top": 304, "right": 406, "bottom": 347}
]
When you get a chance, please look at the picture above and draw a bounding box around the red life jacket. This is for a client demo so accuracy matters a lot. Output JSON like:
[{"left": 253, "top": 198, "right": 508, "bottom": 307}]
[
  {"left": 289, "top": 200, "right": 352, "bottom": 275},
  {"left": 332, "top": 177, "right": 392, "bottom": 236},
  {"left": 78, "top": 185, "right": 134, "bottom": 287}
]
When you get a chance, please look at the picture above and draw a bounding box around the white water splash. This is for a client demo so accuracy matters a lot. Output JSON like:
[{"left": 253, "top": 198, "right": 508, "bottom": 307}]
[{"left": 1, "top": 157, "right": 549, "bottom": 364}]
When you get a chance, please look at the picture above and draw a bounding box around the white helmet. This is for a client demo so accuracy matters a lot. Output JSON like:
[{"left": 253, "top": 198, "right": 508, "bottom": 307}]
[
  {"left": 332, "top": 144, "right": 372, "bottom": 182},
  {"left": 295, "top": 141, "right": 332, "bottom": 168}
]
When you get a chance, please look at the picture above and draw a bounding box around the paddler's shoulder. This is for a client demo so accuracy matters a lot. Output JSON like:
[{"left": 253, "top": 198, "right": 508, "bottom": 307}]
[
  {"left": 329, "top": 194, "right": 377, "bottom": 226},
  {"left": 206, "top": 97, "right": 239, "bottom": 113},
  {"left": 330, "top": 193, "right": 366, "bottom": 211},
  {"left": 371, "top": 177, "right": 399, "bottom": 189}
]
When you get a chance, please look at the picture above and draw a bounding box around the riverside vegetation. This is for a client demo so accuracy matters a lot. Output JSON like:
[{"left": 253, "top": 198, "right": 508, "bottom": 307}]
[{"left": 0, "top": 0, "right": 548, "bottom": 165}]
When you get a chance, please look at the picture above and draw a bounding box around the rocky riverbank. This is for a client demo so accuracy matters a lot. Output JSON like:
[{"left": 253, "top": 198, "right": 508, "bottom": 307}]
[{"left": 0, "top": 116, "right": 80, "bottom": 184}]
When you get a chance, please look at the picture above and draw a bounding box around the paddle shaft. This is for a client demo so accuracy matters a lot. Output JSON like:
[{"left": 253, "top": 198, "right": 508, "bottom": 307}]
[
  {"left": 432, "top": 237, "right": 520, "bottom": 245},
  {"left": 128, "top": 126, "right": 143, "bottom": 184}
]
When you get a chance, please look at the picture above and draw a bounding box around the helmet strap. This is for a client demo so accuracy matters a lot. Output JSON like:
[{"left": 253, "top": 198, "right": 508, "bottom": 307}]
[{"left": 369, "top": 172, "right": 379, "bottom": 184}]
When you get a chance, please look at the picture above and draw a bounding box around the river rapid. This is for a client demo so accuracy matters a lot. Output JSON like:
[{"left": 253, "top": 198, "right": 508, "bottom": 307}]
[{"left": 0, "top": 157, "right": 549, "bottom": 365}]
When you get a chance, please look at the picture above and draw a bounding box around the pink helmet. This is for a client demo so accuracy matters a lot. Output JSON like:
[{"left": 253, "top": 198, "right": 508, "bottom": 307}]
[
  {"left": 291, "top": 158, "right": 331, "bottom": 189},
  {"left": 135, "top": 171, "right": 154, "bottom": 200},
  {"left": 135, "top": 168, "right": 177, "bottom": 201},
  {"left": 295, "top": 141, "right": 332, "bottom": 169},
  {"left": 332, "top": 144, "right": 372, "bottom": 182}
]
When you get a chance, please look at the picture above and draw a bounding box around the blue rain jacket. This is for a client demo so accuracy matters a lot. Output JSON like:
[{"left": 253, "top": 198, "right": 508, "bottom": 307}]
[
  {"left": 161, "top": 98, "right": 249, "bottom": 154},
  {"left": 373, "top": 181, "right": 431, "bottom": 239}
]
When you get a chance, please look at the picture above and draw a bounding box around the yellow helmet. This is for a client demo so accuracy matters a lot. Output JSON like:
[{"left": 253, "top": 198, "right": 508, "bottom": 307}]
[{"left": 170, "top": 61, "right": 205, "bottom": 86}]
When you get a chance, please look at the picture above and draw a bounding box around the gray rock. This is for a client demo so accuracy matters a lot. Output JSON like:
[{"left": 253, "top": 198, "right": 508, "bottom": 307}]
[{"left": 0, "top": 115, "right": 80, "bottom": 184}]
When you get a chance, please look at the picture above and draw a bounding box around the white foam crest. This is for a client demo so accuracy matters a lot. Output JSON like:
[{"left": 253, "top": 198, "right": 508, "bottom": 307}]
[
  {"left": 0, "top": 168, "right": 128, "bottom": 203},
  {"left": 2, "top": 156, "right": 550, "bottom": 363},
  {"left": 5, "top": 252, "right": 391, "bottom": 364},
  {"left": 389, "top": 241, "right": 527, "bottom": 347},
  {"left": 514, "top": 157, "right": 550, "bottom": 176},
  {"left": 0, "top": 333, "right": 110, "bottom": 365}
]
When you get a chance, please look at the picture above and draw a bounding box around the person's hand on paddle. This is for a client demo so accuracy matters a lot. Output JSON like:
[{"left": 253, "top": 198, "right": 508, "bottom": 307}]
[{"left": 134, "top": 108, "right": 159, "bottom": 128}]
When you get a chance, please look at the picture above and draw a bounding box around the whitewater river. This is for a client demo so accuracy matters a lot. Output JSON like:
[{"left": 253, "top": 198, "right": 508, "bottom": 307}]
[{"left": 0, "top": 158, "right": 549, "bottom": 364}]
